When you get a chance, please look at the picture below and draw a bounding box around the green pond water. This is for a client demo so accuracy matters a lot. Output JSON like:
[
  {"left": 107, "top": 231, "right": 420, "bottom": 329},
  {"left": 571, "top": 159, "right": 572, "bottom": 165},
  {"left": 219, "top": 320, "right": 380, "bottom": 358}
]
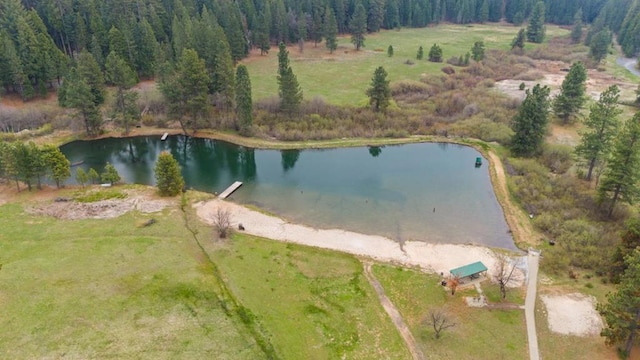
[{"left": 60, "top": 136, "right": 515, "bottom": 249}]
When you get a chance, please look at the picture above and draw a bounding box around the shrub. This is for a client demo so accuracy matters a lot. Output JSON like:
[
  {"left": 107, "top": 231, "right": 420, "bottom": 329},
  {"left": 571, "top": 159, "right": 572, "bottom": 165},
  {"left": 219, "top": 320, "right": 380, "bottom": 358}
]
[{"left": 539, "top": 144, "right": 573, "bottom": 174}]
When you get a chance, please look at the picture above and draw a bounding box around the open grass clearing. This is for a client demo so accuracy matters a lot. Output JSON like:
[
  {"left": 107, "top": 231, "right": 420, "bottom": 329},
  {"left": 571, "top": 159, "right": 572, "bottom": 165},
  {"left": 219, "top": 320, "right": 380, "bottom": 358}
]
[
  {"left": 243, "top": 24, "right": 570, "bottom": 105},
  {"left": 372, "top": 263, "right": 527, "bottom": 360},
  {"left": 0, "top": 199, "right": 263, "bottom": 359},
  {"left": 209, "top": 233, "right": 410, "bottom": 359}
]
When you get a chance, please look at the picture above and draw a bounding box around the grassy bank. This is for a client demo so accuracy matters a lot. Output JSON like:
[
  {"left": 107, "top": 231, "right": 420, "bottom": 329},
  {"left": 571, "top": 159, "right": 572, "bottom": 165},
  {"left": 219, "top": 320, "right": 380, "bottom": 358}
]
[
  {"left": 0, "top": 199, "right": 264, "bottom": 359},
  {"left": 209, "top": 233, "right": 410, "bottom": 359}
]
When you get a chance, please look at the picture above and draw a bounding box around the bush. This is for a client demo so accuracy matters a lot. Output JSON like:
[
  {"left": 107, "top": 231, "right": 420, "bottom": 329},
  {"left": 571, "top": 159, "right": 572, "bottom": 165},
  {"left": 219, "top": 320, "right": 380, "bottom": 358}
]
[{"left": 540, "top": 144, "right": 573, "bottom": 174}]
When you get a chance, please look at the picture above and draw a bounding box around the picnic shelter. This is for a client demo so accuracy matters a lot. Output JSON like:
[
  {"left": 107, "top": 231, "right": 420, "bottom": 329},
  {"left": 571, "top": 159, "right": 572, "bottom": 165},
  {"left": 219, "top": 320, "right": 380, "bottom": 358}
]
[{"left": 450, "top": 261, "right": 488, "bottom": 280}]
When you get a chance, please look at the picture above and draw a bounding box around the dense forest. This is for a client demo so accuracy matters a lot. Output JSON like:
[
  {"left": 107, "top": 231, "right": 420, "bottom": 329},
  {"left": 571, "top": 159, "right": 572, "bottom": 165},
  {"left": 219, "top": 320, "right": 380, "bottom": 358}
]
[{"left": 0, "top": 0, "right": 616, "bottom": 101}]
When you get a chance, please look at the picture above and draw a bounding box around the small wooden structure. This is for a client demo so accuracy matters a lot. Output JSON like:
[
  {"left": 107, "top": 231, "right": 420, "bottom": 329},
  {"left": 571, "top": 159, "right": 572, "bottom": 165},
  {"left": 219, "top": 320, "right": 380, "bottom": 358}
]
[
  {"left": 161, "top": 132, "right": 169, "bottom": 141},
  {"left": 450, "top": 261, "right": 488, "bottom": 280},
  {"left": 219, "top": 181, "right": 243, "bottom": 199}
]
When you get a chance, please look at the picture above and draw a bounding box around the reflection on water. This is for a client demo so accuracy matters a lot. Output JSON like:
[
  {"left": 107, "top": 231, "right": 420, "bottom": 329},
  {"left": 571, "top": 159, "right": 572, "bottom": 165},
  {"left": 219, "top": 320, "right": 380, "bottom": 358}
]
[{"left": 61, "top": 136, "right": 515, "bottom": 249}]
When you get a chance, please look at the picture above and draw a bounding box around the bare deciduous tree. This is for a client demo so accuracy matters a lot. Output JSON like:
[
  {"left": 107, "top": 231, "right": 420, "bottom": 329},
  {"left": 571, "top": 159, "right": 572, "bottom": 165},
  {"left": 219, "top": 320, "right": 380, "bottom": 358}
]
[
  {"left": 494, "top": 253, "right": 517, "bottom": 300},
  {"left": 212, "top": 208, "right": 233, "bottom": 239},
  {"left": 424, "top": 309, "right": 456, "bottom": 339}
]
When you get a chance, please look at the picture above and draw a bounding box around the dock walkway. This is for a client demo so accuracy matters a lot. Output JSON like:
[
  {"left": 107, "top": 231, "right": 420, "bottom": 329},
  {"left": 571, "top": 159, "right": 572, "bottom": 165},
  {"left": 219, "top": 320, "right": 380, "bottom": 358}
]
[{"left": 219, "top": 181, "right": 243, "bottom": 199}]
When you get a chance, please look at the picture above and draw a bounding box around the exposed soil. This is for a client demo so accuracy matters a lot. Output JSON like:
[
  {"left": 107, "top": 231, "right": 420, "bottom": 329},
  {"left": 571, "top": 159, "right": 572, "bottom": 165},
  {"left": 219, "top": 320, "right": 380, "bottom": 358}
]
[{"left": 540, "top": 293, "right": 603, "bottom": 336}]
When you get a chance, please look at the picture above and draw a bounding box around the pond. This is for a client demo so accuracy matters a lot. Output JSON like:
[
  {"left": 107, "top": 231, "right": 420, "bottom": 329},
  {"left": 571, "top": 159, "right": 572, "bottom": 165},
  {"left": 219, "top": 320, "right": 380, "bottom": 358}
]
[{"left": 60, "top": 136, "right": 515, "bottom": 250}]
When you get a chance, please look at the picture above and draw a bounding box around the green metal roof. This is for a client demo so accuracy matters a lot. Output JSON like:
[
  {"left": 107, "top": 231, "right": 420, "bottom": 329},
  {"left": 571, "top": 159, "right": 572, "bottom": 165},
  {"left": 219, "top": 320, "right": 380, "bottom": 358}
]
[{"left": 449, "top": 261, "right": 488, "bottom": 278}]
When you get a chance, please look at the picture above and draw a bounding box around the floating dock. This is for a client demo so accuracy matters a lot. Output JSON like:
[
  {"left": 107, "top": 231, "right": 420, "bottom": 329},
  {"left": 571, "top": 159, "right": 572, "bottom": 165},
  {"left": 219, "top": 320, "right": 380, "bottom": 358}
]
[
  {"left": 161, "top": 133, "right": 169, "bottom": 141},
  {"left": 219, "top": 181, "right": 243, "bottom": 199}
]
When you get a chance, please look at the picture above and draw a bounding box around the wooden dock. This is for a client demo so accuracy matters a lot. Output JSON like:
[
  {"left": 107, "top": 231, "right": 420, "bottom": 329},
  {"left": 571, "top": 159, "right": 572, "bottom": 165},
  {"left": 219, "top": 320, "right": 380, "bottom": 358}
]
[
  {"left": 161, "top": 132, "right": 169, "bottom": 141},
  {"left": 219, "top": 181, "right": 243, "bottom": 199}
]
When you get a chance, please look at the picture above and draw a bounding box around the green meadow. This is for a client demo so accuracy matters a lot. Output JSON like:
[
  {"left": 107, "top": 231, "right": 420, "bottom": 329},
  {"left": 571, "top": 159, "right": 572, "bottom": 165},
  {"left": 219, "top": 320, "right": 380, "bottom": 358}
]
[{"left": 243, "top": 24, "right": 570, "bottom": 105}]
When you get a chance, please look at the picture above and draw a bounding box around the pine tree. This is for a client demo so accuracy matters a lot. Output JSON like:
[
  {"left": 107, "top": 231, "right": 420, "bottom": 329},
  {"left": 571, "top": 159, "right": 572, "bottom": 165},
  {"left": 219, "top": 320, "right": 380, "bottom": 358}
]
[
  {"left": 610, "top": 218, "right": 640, "bottom": 283},
  {"left": 553, "top": 61, "right": 588, "bottom": 124},
  {"left": 105, "top": 52, "right": 138, "bottom": 134},
  {"left": 154, "top": 151, "right": 184, "bottom": 196},
  {"left": 576, "top": 85, "right": 622, "bottom": 181},
  {"left": 571, "top": 9, "right": 583, "bottom": 44},
  {"left": 598, "top": 113, "right": 640, "bottom": 218},
  {"left": 598, "top": 248, "right": 640, "bottom": 358},
  {"left": 368, "top": 0, "right": 385, "bottom": 32},
  {"left": 417, "top": 46, "right": 424, "bottom": 60},
  {"left": 510, "top": 84, "right": 551, "bottom": 157},
  {"left": 590, "top": 28, "right": 612, "bottom": 64},
  {"left": 160, "top": 49, "right": 211, "bottom": 135},
  {"left": 277, "top": 42, "right": 303, "bottom": 114},
  {"left": 479, "top": 0, "right": 489, "bottom": 23},
  {"left": 366, "top": 66, "right": 391, "bottom": 112},
  {"left": 471, "top": 41, "right": 485, "bottom": 61},
  {"left": 76, "top": 50, "right": 105, "bottom": 106},
  {"left": 527, "top": 1, "right": 546, "bottom": 43},
  {"left": 101, "top": 162, "right": 121, "bottom": 185},
  {"left": 324, "top": 6, "right": 338, "bottom": 53},
  {"left": 428, "top": 44, "right": 443, "bottom": 62},
  {"left": 42, "top": 144, "right": 70, "bottom": 188},
  {"left": 309, "top": 0, "right": 324, "bottom": 46},
  {"left": 350, "top": 2, "right": 367, "bottom": 50},
  {"left": 387, "top": 45, "right": 394, "bottom": 57},
  {"left": 256, "top": 10, "right": 271, "bottom": 55},
  {"left": 235, "top": 64, "right": 253, "bottom": 135},
  {"left": 58, "top": 67, "right": 102, "bottom": 136},
  {"left": 511, "top": 28, "right": 526, "bottom": 50}
]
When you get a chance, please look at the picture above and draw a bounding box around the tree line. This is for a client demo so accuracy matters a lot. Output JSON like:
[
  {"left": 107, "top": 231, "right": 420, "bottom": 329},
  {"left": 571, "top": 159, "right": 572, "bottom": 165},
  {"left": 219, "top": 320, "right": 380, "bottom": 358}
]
[
  {"left": 0, "top": 0, "right": 609, "bottom": 101},
  {"left": 588, "top": 0, "right": 640, "bottom": 58}
]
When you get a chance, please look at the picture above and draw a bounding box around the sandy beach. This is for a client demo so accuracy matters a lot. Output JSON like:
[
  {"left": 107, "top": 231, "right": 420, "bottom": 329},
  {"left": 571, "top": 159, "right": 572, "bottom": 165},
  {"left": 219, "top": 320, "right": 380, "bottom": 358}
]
[{"left": 196, "top": 198, "right": 524, "bottom": 285}]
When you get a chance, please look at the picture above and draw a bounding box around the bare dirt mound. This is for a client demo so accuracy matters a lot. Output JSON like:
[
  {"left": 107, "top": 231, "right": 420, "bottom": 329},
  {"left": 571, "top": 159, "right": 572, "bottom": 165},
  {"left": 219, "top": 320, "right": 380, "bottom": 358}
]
[
  {"left": 540, "top": 293, "right": 603, "bottom": 336},
  {"left": 26, "top": 190, "right": 174, "bottom": 220}
]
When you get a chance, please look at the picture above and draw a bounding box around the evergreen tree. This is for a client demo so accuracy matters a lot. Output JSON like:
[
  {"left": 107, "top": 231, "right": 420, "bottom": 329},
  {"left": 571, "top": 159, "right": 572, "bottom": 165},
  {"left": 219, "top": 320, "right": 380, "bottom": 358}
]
[
  {"left": 58, "top": 67, "right": 102, "bottom": 136},
  {"left": 553, "top": 62, "right": 588, "bottom": 124},
  {"left": 154, "top": 151, "right": 184, "bottom": 196},
  {"left": 309, "top": 0, "right": 324, "bottom": 47},
  {"left": 235, "top": 64, "right": 253, "bottom": 135},
  {"left": 610, "top": 218, "right": 640, "bottom": 283},
  {"left": 428, "top": 44, "right": 443, "bottom": 62},
  {"left": 571, "top": 9, "right": 584, "bottom": 44},
  {"left": 324, "top": 6, "right": 338, "bottom": 54},
  {"left": 75, "top": 167, "right": 88, "bottom": 187},
  {"left": 471, "top": 41, "right": 485, "bottom": 61},
  {"left": 417, "top": 46, "right": 424, "bottom": 60},
  {"left": 384, "top": 0, "right": 400, "bottom": 29},
  {"left": 479, "top": 0, "right": 489, "bottom": 23},
  {"left": 76, "top": 51, "right": 105, "bottom": 106},
  {"left": 527, "top": 1, "right": 546, "bottom": 43},
  {"left": 576, "top": 85, "right": 622, "bottom": 181},
  {"left": 598, "top": 248, "right": 640, "bottom": 358},
  {"left": 590, "top": 28, "right": 612, "bottom": 63},
  {"left": 598, "top": 113, "right": 640, "bottom": 218},
  {"left": 105, "top": 52, "right": 138, "bottom": 134},
  {"left": 366, "top": 66, "right": 391, "bottom": 112},
  {"left": 387, "top": 45, "right": 394, "bottom": 57},
  {"left": 101, "top": 162, "right": 121, "bottom": 185},
  {"left": 368, "top": 0, "right": 385, "bottom": 32},
  {"left": 160, "top": 49, "right": 211, "bottom": 135},
  {"left": 12, "top": 141, "right": 36, "bottom": 191},
  {"left": 42, "top": 144, "right": 70, "bottom": 188},
  {"left": 277, "top": 42, "right": 303, "bottom": 114},
  {"left": 510, "top": 84, "right": 551, "bottom": 157},
  {"left": 256, "top": 10, "right": 271, "bottom": 55},
  {"left": 511, "top": 28, "right": 526, "bottom": 50},
  {"left": 133, "top": 19, "right": 158, "bottom": 79},
  {"left": 350, "top": 2, "right": 367, "bottom": 50}
]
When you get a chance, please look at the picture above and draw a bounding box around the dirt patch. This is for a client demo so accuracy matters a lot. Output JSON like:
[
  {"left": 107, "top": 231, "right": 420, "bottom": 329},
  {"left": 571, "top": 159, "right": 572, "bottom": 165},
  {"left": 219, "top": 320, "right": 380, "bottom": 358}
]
[
  {"left": 540, "top": 293, "right": 603, "bottom": 336},
  {"left": 25, "top": 189, "right": 175, "bottom": 220}
]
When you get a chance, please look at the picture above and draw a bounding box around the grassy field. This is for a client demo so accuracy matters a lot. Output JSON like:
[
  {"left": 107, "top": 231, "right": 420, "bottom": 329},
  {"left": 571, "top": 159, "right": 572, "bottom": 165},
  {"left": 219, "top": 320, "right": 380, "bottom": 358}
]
[
  {"left": 243, "top": 23, "right": 570, "bottom": 105},
  {"left": 209, "top": 233, "right": 410, "bottom": 359},
  {"left": 0, "top": 198, "right": 264, "bottom": 359},
  {"left": 372, "top": 263, "right": 528, "bottom": 360}
]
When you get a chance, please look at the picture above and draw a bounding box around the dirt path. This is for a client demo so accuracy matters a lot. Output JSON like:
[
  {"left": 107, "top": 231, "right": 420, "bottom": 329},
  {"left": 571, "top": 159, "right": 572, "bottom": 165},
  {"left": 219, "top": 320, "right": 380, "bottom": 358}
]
[
  {"left": 488, "top": 151, "right": 541, "bottom": 246},
  {"left": 362, "top": 262, "right": 425, "bottom": 360},
  {"left": 525, "top": 250, "right": 541, "bottom": 360}
]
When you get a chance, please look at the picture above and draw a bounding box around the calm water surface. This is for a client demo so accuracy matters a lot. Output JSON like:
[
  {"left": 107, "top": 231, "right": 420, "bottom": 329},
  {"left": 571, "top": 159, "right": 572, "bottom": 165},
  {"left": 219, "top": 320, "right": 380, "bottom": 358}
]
[{"left": 61, "top": 136, "right": 515, "bottom": 249}]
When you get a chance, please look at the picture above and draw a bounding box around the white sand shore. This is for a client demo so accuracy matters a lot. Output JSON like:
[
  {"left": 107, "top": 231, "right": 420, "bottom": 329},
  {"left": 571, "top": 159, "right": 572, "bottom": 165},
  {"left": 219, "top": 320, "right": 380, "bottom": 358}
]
[{"left": 196, "top": 199, "right": 524, "bottom": 286}]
